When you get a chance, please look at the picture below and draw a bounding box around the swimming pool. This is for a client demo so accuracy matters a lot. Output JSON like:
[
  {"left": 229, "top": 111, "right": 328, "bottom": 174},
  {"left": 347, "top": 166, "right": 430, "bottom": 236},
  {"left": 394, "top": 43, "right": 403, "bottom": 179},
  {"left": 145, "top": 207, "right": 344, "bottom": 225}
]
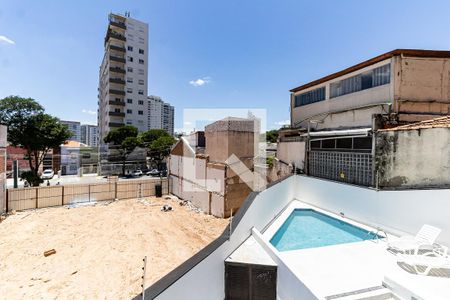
[{"left": 270, "top": 209, "right": 380, "bottom": 251}]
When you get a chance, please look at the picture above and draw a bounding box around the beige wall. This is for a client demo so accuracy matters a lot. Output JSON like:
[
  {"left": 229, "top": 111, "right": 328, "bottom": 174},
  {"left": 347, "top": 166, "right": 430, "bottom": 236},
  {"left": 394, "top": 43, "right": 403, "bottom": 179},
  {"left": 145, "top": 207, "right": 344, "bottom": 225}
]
[
  {"left": 277, "top": 141, "right": 306, "bottom": 169},
  {"left": 394, "top": 56, "right": 450, "bottom": 122},
  {"left": 205, "top": 130, "right": 255, "bottom": 163},
  {"left": 291, "top": 58, "right": 393, "bottom": 130},
  {"left": 375, "top": 127, "right": 450, "bottom": 188}
]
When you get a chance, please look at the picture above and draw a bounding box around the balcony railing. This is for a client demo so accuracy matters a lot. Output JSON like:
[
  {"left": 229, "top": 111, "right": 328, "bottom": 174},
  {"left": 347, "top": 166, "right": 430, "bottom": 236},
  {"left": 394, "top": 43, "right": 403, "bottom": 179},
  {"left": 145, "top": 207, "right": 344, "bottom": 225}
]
[
  {"left": 109, "top": 122, "right": 124, "bottom": 128},
  {"left": 109, "top": 21, "right": 126, "bottom": 30},
  {"left": 109, "top": 67, "right": 126, "bottom": 74},
  {"left": 109, "top": 89, "right": 125, "bottom": 96},
  {"left": 109, "top": 111, "right": 125, "bottom": 117},
  {"left": 104, "top": 30, "right": 126, "bottom": 44},
  {"left": 110, "top": 55, "right": 126, "bottom": 63},
  {"left": 109, "top": 78, "right": 125, "bottom": 84},
  {"left": 110, "top": 45, "right": 126, "bottom": 52},
  {"left": 109, "top": 100, "right": 125, "bottom": 106}
]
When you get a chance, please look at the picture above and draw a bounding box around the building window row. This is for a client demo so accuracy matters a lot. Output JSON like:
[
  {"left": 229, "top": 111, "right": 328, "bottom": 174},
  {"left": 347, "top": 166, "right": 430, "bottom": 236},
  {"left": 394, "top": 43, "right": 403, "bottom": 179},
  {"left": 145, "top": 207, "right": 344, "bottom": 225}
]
[
  {"left": 330, "top": 64, "right": 390, "bottom": 98},
  {"left": 294, "top": 87, "right": 325, "bottom": 107}
]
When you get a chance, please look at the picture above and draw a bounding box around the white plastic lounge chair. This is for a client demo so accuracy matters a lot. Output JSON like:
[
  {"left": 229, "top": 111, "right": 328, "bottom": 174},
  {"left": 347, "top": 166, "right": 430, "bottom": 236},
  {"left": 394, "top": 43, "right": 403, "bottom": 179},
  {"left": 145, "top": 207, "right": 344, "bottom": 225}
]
[
  {"left": 398, "top": 247, "right": 450, "bottom": 276},
  {"left": 388, "top": 224, "right": 441, "bottom": 254}
]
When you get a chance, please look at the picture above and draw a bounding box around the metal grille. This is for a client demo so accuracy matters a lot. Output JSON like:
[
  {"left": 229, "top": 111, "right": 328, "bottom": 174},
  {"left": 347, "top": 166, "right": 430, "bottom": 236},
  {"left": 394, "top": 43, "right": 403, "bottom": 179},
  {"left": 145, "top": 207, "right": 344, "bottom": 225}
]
[{"left": 309, "top": 151, "right": 373, "bottom": 186}]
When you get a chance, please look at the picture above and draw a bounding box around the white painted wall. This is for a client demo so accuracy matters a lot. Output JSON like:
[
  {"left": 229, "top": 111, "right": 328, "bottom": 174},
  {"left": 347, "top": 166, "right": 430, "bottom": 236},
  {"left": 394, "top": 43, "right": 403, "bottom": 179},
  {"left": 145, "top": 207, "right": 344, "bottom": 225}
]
[
  {"left": 154, "top": 176, "right": 297, "bottom": 300},
  {"left": 294, "top": 175, "right": 450, "bottom": 245},
  {"left": 277, "top": 141, "right": 305, "bottom": 169}
]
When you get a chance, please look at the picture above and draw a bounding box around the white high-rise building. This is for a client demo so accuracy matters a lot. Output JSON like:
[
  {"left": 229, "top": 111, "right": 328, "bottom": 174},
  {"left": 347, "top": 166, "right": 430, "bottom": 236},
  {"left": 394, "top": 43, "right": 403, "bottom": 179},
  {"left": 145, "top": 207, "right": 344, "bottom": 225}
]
[
  {"left": 98, "top": 13, "right": 149, "bottom": 143},
  {"left": 147, "top": 95, "right": 175, "bottom": 135},
  {"left": 81, "top": 125, "right": 99, "bottom": 147},
  {"left": 61, "top": 120, "right": 81, "bottom": 142}
]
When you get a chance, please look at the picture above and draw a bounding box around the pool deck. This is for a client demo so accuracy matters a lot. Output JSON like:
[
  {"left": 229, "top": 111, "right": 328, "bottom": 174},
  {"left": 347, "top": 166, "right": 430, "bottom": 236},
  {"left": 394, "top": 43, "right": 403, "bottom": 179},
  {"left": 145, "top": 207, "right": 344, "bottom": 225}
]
[{"left": 230, "top": 200, "right": 450, "bottom": 299}]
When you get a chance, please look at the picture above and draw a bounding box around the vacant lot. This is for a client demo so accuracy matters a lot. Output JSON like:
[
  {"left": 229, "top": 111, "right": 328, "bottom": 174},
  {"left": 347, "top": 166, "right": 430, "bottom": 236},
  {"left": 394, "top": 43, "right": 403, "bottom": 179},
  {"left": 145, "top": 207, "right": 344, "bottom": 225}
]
[{"left": 0, "top": 197, "right": 228, "bottom": 299}]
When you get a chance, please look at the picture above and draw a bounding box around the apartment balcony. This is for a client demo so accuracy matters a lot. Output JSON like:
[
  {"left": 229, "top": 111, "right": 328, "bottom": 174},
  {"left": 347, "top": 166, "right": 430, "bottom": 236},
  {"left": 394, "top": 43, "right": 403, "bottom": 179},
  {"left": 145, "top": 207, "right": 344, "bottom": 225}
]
[
  {"left": 110, "top": 45, "right": 126, "bottom": 52},
  {"left": 109, "top": 89, "right": 125, "bottom": 96},
  {"left": 109, "top": 20, "right": 126, "bottom": 30},
  {"left": 109, "top": 78, "right": 125, "bottom": 84},
  {"left": 104, "top": 30, "right": 126, "bottom": 45},
  {"left": 109, "top": 122, "right": 124, "bottom": 128},
  {"left": 110, "top": 55, "right": 126, "bottom": 63},
  {"left": 109, "top": 66, "right": 126, "bottom": 74},
  {"left": 109, "top": 100, "right": 125, "bottom": 106},
  {"left": 109, "top": 111, "right": 125, "bottom": 117}
]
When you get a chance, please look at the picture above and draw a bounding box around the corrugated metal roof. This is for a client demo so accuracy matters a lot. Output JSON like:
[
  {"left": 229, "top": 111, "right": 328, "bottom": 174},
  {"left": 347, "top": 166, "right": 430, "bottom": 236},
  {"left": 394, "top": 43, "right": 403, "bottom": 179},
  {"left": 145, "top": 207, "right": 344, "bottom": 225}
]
[{"left": 380, "top": 115, "right": 450, "bottom": 131}]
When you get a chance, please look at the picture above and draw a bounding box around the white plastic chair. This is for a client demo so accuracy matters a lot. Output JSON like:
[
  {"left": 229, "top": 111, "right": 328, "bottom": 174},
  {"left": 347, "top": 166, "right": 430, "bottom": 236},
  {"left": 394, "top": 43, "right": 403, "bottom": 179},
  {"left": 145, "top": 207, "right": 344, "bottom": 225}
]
[{"left": 388, "top": 224, "right": 441, "bottom": 254}]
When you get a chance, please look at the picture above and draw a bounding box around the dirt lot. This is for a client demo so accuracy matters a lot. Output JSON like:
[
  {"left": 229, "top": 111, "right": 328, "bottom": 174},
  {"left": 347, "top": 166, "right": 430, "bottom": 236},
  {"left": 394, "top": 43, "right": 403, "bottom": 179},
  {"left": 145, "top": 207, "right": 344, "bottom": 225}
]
[{"left": 0, "top": 197, "right": 228, "bottom": 299}]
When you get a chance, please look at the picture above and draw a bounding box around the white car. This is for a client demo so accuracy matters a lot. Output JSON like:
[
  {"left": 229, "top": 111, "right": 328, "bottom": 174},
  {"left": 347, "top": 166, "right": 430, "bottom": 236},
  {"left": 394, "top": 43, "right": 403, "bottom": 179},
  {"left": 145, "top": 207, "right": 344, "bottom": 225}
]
[
  {"left": 131, "top": 170, "right": 143, "bottom": 177},
  {"left": 146, "top": 169, "right": 160, "bottom": 177},
  {"left": 41, "top": 169, "right": 54, "bottom": 180}
]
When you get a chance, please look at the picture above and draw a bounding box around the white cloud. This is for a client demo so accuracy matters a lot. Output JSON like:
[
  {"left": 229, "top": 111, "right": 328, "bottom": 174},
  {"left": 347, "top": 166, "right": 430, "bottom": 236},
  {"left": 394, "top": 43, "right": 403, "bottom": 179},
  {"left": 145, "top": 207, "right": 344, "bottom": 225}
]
[
  {"left": 275, "top": 119, "right": 290, "bottom": 126},
  {"left": 189, "top": 76, "right": 211, "bottom": 87},
  {"left": 82, "top": 109, "right": 97, "bottom": 116},
  {"left": 0, "top": 35, "right": 15, "bottom": 45}
]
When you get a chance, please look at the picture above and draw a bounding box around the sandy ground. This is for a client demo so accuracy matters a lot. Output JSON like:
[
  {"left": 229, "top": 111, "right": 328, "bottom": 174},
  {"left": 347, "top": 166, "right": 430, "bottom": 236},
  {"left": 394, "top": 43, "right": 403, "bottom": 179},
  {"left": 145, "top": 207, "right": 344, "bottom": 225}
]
[{"left": 0, "top": 197, "right": 228, "bottom": 299}]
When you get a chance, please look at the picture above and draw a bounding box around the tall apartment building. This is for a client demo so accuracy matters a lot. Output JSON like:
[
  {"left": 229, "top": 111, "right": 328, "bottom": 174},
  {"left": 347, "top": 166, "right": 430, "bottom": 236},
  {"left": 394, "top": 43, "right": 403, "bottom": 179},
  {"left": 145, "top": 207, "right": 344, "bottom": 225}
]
[
  {"left": 81, "top": 124, "right": 99, "bottom": 147},
  {"left": 147, "top": 95, "right": 175, "bottom": 135},
  {"left": 61, "top": 120, "right": 81, "bottom": 142},
  {"left": 98, "top": 13, "right": 149, "bottom": 143}
]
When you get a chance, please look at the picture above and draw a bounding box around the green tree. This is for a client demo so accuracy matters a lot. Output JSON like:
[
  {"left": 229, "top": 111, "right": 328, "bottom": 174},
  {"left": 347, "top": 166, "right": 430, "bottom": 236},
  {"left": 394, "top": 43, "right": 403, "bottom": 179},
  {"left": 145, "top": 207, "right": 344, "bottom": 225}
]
[
  {"left": 139, "top": 129, "right": 175, "bottom": 169},
  {"left": 265, "top": 130, "right": 279, "bottom": 143},
  {"left": 0, "top": 96, "right": 72, "bottom": 186},
  {"left": 104, "top": 125, "right": 140, "bottom": 176}
]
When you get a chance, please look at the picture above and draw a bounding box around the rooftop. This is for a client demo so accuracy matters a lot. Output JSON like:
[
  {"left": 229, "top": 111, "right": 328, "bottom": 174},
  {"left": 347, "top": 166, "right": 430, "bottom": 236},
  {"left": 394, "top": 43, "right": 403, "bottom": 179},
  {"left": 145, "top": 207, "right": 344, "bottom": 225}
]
[
  {"left": 290, "top": 49, "right": 450, "bottom": 93},
  {"left": 380, "top": 115, "right": 450, "bottom": 131}
]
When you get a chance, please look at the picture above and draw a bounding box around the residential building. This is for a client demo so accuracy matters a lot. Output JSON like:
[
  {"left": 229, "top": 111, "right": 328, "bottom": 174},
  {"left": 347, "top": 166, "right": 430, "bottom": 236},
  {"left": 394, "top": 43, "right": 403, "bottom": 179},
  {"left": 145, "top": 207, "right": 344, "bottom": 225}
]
[
  {"left": 169, "top": 117, "right": 259, "bottom": 217},
  {"left": 277, "top": 49, "right": 450, "bottom": 187},
  {"left": 60, "top": 141, "right": 99, "bottom": 175},
  {"left": 81, "top": 124, "right": 99, "bottom": 147},
  {"left": 98, "top": 13, "right": 149, "bottom": 142},
  {"left": 147, "top": 95, "right": 175, "bottom": 135},
  {"left": 60, "top": 120, "right": 81, "bottom": 142}
]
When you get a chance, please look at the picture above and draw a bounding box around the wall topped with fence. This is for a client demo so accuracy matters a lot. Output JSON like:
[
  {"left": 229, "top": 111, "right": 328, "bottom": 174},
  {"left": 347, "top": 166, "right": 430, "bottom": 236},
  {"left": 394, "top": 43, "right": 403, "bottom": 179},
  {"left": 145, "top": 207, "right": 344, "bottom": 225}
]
[{"left": 6, "top": 178, "right": 168, "bottom": 212}]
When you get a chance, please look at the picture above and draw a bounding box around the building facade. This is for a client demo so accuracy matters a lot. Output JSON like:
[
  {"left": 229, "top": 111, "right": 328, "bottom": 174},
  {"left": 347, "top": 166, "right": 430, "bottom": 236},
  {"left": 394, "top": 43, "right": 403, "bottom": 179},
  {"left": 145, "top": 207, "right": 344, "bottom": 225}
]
[
  {"left": 0, "top": 125, "right": 6, "bottom": 213},
  {"left": 81, "top": 124, "right": 99, "bottom": 147},
  {"left": 98, "top": 13, "right": 149, "bottom": 142},
  {"left": 61, "top": 120, "right": 81, "bottom": 142},
  {"left": 147, "top": 95, "right": 175, "bottom": 135}
]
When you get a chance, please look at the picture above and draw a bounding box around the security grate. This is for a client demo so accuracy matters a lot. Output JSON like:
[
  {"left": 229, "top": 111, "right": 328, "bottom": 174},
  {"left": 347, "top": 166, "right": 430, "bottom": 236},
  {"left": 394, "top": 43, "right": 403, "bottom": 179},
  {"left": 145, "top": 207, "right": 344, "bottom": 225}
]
[{"left": 309, "top": 151, "right": 373, "bottom": 186}]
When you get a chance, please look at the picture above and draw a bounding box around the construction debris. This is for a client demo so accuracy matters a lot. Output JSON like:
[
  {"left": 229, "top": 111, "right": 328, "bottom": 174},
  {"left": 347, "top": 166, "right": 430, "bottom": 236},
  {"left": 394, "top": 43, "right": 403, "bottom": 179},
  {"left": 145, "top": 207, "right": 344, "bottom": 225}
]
[
  {"left": 44, "top": 249, "right": 56, "bottom": 257},
  {"left": 161, "top": 205, "right": 173, "bottom": 212}
]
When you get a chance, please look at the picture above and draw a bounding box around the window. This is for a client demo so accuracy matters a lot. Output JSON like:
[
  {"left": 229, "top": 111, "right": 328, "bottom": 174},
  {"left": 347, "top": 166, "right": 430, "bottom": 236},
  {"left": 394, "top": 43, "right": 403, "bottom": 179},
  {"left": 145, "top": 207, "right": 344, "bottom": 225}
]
[
  {"left": 139, "top": 59, "right": 144, "bottom": 64},
  {"left": 127, "top": 77, "right": 133, "bottom": 83},
  {"left": 138, "top": 100, "right": 144, "bottom": 105},
  {"left": 114, "top": 108, "right": 121, "bottom": 113},
  {"left": 127, "top": 46, "right": 133, "bottom": 51},
  {"left": 139, "top": 49, "right": 144, "bottom": 54},
  {"left": 294, "top": 87, "right": 325, "bottom": 107},
  {"left": 126, "top": 120, "right": 132, "bottom": 125},
  {"left": 139, "top": 37, "right": 145, "bottom": 43},
  {"left": 127, "top": 98, "right": 133, "bottom": 104},
  {"left": 138, "top": 90, "right": 144, "bottom": 95},
  {"left": 127, "top": 56, "right": 133, "bottom": 62},
  {"left": 138, "top": 69, "right": 144, "bottom": 75},
  {"left": 127, "top": 88, "right": 132, "bottom": 93},
  {"left": 330, "top": 64, "right": 391, "bottom": 98},
  {"left": 127, "top": 67, "right": 133, "bottom": 73},
  {"left": 138, "top": 79, "right": 144, "bottom": 85},
  {"left": 127, "top": 109, "right": 132, "bottom": 114},
  {"left": 138, "top": 110, "right": 143, "bottom": 115}
]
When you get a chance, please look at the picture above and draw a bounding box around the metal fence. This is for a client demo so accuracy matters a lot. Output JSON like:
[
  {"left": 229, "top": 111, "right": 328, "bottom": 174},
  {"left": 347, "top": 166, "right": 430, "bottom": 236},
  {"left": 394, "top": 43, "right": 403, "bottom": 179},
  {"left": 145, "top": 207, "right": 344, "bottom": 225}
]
[
  {"left": 6, "top": 178, "right": 168, "bottom": 212},
  {"left": 309, "top": 151, "right": 373, "bottom": 186}
]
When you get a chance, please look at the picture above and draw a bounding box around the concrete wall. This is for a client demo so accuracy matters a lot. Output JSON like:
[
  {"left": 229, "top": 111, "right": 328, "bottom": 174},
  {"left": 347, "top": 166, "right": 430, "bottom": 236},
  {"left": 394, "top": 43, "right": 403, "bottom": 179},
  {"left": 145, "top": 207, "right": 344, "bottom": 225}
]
[
  {"left": 205, "top": 130, "right": 255, "bottom": 163},
  {"left": 394, "top": 56, "right": 450, "bottom": 122},
  {"left": 277, "top": 141, "right": 306, "bottom": 169},
  {"left": 294, "top": 175, "right": 450, "bottom": 246},
  {"left": 375, "top": 127, "right": 450, "bottom": 188},
  {"left": 0, "top": 125, "right": 6, "bottom": 213},
  {"left": 291, "top": 58, "right": 393, "bottom": 130}
]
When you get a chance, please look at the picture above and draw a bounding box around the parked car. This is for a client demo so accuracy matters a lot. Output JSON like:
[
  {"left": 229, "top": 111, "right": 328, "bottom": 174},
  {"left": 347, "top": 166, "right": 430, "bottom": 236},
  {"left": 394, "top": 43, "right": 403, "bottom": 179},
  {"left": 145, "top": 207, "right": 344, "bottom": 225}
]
[
  {"left": 146, "top": 169, "right": 160, "bottom": 177},
  {"left": 131, "top": 169, "right": 143, "bottom": 177},
  {"left": 41, "top": 169, "right": 54, "bottom": 180}
]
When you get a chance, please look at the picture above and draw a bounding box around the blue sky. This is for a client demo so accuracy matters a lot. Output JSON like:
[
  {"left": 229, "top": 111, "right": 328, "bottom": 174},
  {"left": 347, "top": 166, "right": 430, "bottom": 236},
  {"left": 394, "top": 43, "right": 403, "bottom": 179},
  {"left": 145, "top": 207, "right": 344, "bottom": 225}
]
[{"left": 1, "top": 0, "right": 450, "bottom": 131}]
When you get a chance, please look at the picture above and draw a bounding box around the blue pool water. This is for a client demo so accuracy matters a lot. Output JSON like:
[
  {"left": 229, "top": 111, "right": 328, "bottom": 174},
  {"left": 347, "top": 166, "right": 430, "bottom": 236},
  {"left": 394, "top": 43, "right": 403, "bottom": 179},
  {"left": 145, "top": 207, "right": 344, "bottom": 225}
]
[{"left": 270, "top": 209, "right": 380, "bottom": 251}]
